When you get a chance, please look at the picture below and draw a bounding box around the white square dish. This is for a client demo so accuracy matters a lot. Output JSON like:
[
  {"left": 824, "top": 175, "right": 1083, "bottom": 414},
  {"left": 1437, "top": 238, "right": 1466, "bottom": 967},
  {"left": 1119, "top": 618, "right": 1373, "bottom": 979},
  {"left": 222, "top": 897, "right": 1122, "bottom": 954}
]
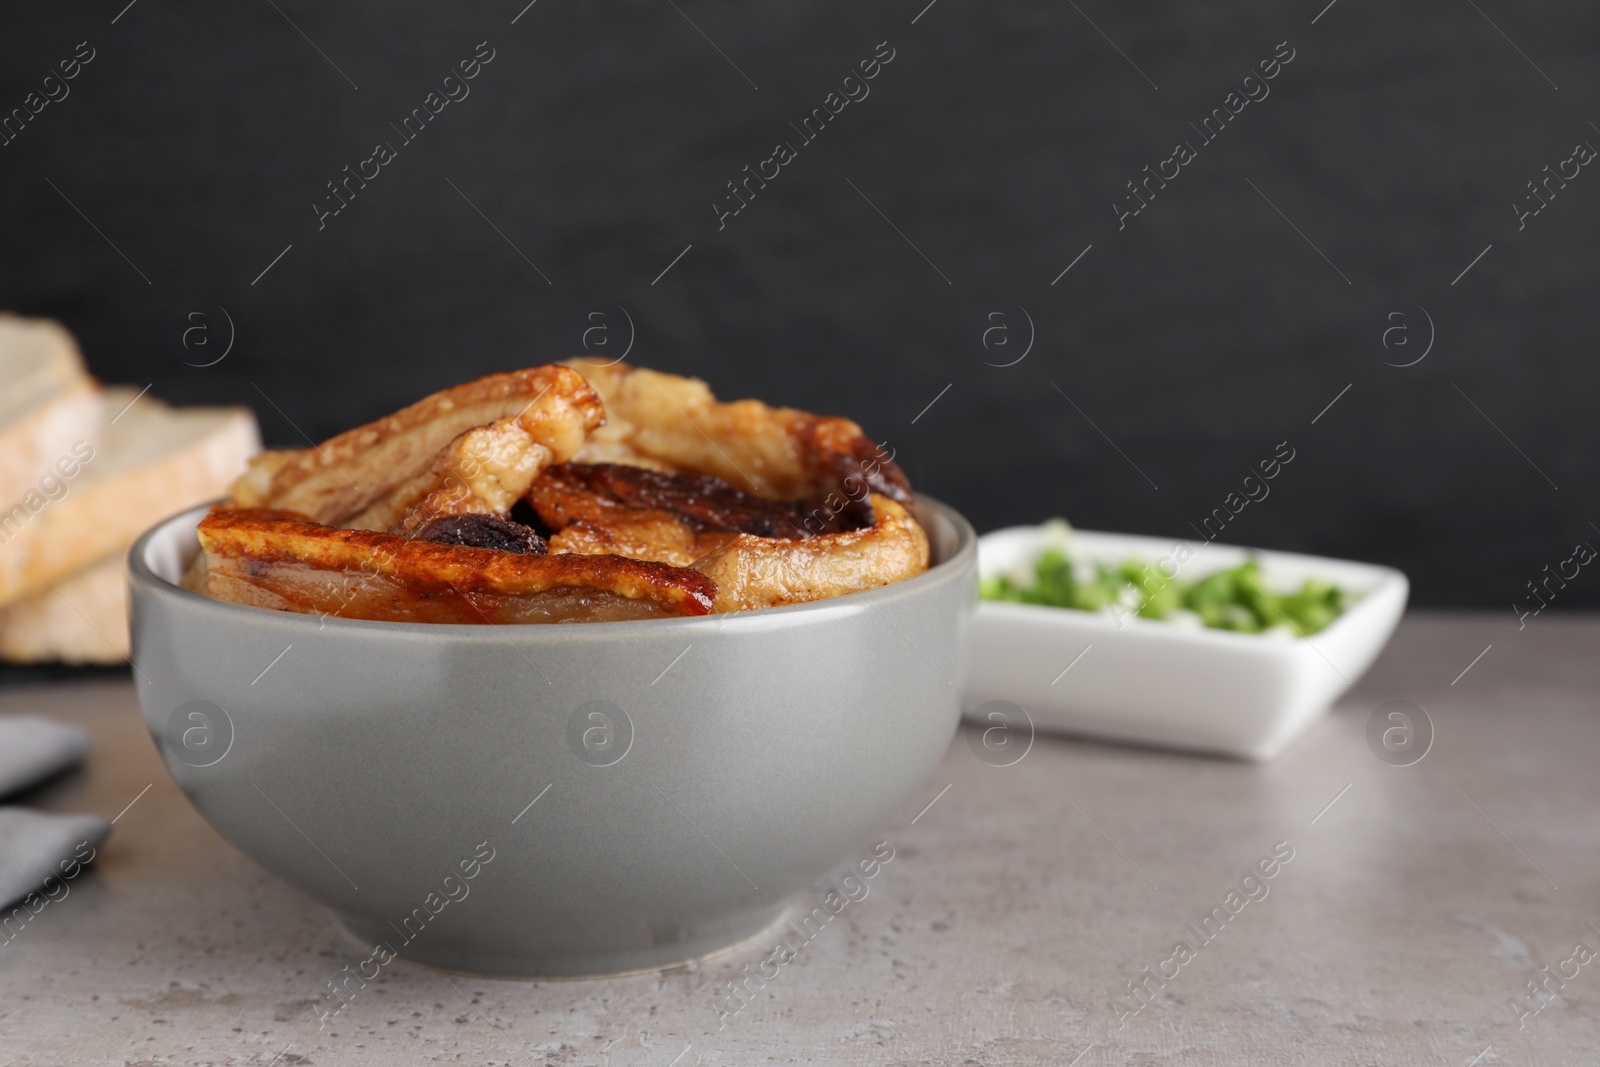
[{"left": 963, "top": 526, "right": 1409, "bottom": 761}]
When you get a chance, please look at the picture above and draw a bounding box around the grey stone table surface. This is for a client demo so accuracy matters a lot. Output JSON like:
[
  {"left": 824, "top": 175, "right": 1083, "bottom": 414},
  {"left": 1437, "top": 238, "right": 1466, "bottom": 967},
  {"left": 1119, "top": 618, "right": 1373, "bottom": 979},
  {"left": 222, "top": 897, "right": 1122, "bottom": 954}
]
[{"left": 2, "top": 612, "right": 1596, "bottom": 1067}]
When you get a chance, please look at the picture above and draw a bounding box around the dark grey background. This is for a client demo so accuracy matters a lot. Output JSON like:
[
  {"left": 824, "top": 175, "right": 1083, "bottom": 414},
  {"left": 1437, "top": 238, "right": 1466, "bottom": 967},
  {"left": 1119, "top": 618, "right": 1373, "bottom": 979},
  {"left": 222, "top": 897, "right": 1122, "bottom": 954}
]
[{"left": 1, "top": 1, "right": 1593, "bottom": 610}]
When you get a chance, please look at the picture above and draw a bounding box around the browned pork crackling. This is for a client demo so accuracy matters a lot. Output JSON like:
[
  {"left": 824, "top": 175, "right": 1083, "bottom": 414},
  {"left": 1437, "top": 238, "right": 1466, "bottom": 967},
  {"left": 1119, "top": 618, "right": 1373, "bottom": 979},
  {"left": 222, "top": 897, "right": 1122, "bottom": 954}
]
[{"left": 197, "top": 361, "right": 926, "bottom": 623}]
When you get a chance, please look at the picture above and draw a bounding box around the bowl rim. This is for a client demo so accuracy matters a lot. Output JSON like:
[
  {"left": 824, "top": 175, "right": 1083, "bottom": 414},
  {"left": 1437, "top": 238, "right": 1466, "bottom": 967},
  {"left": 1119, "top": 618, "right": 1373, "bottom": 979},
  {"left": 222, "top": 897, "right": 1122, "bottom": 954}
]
[{"left": 128, "top": 495, "right": 978, "bottom": 639}]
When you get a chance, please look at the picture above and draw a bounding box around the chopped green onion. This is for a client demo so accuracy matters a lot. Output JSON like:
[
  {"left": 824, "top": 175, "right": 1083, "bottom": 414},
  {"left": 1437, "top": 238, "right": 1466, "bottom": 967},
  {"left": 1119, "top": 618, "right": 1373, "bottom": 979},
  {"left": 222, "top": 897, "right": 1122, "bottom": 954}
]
[{"left": 982, "top": 539, "right": 1351, "bottom": 637}]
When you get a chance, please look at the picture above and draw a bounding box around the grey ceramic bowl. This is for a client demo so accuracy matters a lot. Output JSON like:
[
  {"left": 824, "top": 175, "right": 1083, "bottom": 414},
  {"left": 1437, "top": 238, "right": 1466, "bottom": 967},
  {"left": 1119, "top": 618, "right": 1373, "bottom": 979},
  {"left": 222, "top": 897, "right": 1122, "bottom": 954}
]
[{"left": 129, "top": 498, "right": 975, "bottom": 977}]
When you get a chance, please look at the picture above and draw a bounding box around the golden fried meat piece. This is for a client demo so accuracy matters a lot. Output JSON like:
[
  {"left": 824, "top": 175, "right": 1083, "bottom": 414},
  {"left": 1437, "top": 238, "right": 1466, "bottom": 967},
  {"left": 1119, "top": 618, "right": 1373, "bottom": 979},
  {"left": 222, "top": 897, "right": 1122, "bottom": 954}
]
[
  {"left": 692, "top": 493, "right": 929, "bottom": 612},
  {"left": 530, "top": 461, "right": 864, "bottom": 569},
  {"left": 412, "top": 513, "right": 548, "bottom": 554},
  {"left": 530, "top": 462, "right": 848, "bottom": 539},
  {"left": 549, "top": 515, "right": 736, "bottom": 569},
  {"left": 563, "top": 360, "right": 910, "bottom": 523},
  {"left": 228, "top": 367, "right": 604, "bottom": 530},
  {"left": 530, "top": 464, "right": 929, "bottom": 612},
  {"left": 196, "top": 508, "right": 714, "bottom": 623},
  {"left": 356, "top": 417, "right": 552, "bottom": 535}
]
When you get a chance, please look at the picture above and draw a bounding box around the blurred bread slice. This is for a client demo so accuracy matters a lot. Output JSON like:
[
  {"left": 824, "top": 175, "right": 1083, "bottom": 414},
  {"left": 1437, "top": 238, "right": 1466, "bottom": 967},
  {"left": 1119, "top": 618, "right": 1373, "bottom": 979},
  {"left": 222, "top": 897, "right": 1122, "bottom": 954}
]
[
  {"left": 0, "top": 552, "right": 127, "bottom": 664},
  {"left": 0, "top": 315, "right": 103, "bottom": 510},
  {"left": 0, "top": 387, "right": 260, "bottom": 610}
]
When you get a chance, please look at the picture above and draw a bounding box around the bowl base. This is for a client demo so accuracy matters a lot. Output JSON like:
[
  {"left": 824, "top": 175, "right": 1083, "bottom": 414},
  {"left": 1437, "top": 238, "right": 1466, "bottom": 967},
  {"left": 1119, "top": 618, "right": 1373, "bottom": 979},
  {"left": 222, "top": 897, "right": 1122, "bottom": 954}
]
[{"left": 333, "top": 902, "right": 796, "bottom": 980}]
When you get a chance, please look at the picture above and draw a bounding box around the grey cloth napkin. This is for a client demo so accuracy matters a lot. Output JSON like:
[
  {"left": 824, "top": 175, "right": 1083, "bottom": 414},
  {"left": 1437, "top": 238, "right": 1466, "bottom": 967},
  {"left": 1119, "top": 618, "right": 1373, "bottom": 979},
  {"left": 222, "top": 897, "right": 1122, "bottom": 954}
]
[
  {"left": 0, "top": 716, "right": 91, "bottom": 798},
  {"left": 0, "top": 809, "right": 109, "bottom": 910},
  {"left": 0, "top": 716, "right": 107, "bottom": 910}
]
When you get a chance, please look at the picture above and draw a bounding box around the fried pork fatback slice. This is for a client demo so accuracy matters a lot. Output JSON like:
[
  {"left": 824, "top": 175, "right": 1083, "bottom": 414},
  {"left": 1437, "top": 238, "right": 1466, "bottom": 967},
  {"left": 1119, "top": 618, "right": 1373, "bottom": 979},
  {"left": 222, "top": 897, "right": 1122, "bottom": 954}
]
[
  {"left": 530, "top": 462, "right": 839, "bottom": 539},
  {"left": 228, "top": 367, "right": 605, "bottom": 529},
  {"left": 352, "top": 417, "right": 552, "bottom": 535},
  {"left": 550, "top": 515, "right": 737, "bottom": 569},
  {"left": 530, "top": 462, "right": 852, "bottom": 568},
  {"left": 564, "top": 360, "right": 911, "bottom": 518},
  {"left": 529, "top": 464, "right": 927, "bottom": 604},
  {"left": 538, "top": 485, "right": 929, "bottom": 612},
  {"left": 196, "top": 508, "right": 714, "bottom": 623},
  {"left": 692, "top": 494, "right": 928, "bottom": 612}
]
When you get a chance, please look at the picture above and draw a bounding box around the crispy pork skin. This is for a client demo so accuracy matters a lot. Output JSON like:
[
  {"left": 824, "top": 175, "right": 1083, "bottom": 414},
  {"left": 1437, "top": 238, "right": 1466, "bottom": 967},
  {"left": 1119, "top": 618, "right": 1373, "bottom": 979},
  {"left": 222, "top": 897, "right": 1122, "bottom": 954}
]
[
  {"left": 530, "top": 462, "right": 852, "bottom": 538},
  {"left": 533, "top": 481, "right": 929, "bottom": 612},
  {"left": 413, "top": 514, "right": 548, "bottom": 554},
  {"left": 205, "top": 362, "right": 929, "bottom": 623},
  {"left": 563, "top": 360, "right": 910, "bottom": 511},
  {"left": 529, "top": 462, "right": 928, "bottom": 610},
  {"left": 548, "top": 516, "right": 736, "bottom": 569},
  {"left": 197, "top": 507, "right": 713, "bottom": 623},
  {"left": 530, "top": 462, "right": 861, "bottom": 568},
  {"left": 690, "top": 494, "right": 929, "bottom": 612},
  {"left": 228, "top": 367, "right": 604, "bottom": 529}
]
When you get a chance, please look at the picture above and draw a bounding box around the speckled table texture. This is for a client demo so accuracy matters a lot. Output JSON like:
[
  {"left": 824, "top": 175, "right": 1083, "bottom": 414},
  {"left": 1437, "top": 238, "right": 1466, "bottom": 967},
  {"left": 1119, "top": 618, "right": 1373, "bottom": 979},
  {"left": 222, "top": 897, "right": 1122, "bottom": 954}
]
[{"left": 1, "top": 612, "right": 1594, "bottom": 1066}]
